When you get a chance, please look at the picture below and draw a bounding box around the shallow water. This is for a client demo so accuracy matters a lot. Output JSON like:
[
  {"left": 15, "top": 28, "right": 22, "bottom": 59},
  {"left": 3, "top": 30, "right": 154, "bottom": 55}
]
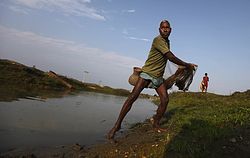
[{"left": 0, "top": 91, "right": 156, "bottom": 152}]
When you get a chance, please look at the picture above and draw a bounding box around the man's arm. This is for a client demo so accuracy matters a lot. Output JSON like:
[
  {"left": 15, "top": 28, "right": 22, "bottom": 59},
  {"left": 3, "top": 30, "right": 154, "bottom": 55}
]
[{"left": 165, "top": 51, "right": 190, "bottom": 68}]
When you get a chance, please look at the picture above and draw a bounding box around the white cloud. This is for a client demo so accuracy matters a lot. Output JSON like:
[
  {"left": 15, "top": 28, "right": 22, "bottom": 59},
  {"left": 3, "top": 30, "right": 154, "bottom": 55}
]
[
  {"left": 0, "top": 25, "right": 143, "bottom": 88},
  {"left": 122, "top": 9, "right": 135, "bottom": 13},
  {"left": 127, "top": 9, "right": 135, "bottom": 13},
  {"left": 122, "top": 28, "right": 149, "bottom": 42},
  {"left": 126, "top": 36, "right": 150, "bottom": 42},
  {"left": 122, "top": 29, "right": 128, "bottom": 35},
  {"left": 8, "top": 5, "right": 29, "bottom": 14},
  {"left": 11, "top": 0, "right": 105, "bottom": 21},
  {"left": 0, "top": 25, "right": 75, "bottom": 47},
  {"left": 0, "top": 25, "right": 142, "bottom": 67}
]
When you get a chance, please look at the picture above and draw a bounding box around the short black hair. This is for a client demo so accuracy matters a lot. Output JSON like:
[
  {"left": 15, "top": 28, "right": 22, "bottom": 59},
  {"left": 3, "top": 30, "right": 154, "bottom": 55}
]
[
  {"left": 205, "top": 73, "right": 208, "bottom": 76},
  {"left": 160, "top": 20, "right": 170, "bottom": 27}
]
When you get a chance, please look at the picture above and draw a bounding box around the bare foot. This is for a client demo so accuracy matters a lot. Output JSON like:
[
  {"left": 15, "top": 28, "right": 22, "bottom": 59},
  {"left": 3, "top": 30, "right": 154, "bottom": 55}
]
[
  {"left": 153, "top": 127, "right": 168, "bottom": 133},
  {"left": 107, "top": 128, "right": 116, "bottom": 140},
  {"left": 107, "top": 125, "right": 120, "bottom": 140},
  {"left": 149, "top": 117, "right": 168, "bottom": 133}
]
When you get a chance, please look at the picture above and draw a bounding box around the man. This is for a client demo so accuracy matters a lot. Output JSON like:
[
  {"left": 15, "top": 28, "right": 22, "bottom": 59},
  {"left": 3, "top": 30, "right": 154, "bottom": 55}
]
[
  {"left": 201, "top": 73, "right": 209, "bottom": 92},
  {"left": 107, "top": 20, "right": 197, "bottom": 139}
]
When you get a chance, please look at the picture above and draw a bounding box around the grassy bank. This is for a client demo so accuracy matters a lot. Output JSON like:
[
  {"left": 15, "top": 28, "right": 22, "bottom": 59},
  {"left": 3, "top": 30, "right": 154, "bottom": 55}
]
[
  {"left": 159, "top": 92, "right": 250, "bottom": 158},
  {"left": 0, "top": 59, "right": 150, "bottom": 101},
  {"left": 82, "top": 91, "right": 250, "bottom": 158},
  {"left": 0, "top": 59, "right": 73, "bottom": 101}
]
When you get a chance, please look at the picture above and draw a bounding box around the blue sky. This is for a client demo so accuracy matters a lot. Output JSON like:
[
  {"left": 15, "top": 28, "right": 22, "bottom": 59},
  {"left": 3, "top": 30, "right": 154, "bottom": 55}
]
[{"left": 0, "top": 0, "right": 249, "bottom": 95}]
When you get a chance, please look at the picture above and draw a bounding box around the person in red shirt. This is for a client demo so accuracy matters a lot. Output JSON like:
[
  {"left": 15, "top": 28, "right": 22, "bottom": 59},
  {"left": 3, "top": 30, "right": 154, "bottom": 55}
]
[{"left": 201, "top": 73, "right": 209, "bottom": 92}]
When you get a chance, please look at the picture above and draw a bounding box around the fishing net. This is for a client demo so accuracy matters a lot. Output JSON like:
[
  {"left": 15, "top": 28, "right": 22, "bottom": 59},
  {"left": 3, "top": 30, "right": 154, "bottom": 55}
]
[{"left": 164, "top": 61, "right": 197, "bottom": 91}]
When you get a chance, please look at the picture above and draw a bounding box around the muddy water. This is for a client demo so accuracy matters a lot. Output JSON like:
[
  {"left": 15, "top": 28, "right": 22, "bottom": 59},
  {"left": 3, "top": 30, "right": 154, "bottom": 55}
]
[{"left": 0, "top": 91, "right": 156, "bottom": 152}]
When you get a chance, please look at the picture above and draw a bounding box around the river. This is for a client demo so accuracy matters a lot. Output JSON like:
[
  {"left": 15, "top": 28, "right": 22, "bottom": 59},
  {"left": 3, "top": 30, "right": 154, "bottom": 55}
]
[{"left": 0, "top": 91, "right": 156, "bottom": 152}]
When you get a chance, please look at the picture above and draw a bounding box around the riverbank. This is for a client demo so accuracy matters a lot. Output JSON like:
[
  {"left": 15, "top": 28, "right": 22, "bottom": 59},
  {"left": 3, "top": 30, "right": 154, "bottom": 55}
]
[
  {"left": 0, "top": 59, "right": 150, "bottom": 102},
  {"left": 1, "top": 59, "right": 250, "bottom": 157},
  {"left": 79, "top": 91, "right": 250, "bottom": 158},
  {"left": 1, "top": 91, "right": 250, "bottom": 158}
]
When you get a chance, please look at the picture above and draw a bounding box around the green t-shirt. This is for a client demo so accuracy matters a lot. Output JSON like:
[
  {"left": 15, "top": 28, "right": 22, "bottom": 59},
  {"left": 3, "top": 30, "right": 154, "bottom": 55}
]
[{"left": 142, "top": 35, "right": 170, "bottom": 78}]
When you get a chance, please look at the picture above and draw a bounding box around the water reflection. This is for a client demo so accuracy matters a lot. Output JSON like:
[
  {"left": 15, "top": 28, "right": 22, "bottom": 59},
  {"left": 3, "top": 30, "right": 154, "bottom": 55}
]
[{"left": 0, "top": 92, "right": 156, "bottom": 152}]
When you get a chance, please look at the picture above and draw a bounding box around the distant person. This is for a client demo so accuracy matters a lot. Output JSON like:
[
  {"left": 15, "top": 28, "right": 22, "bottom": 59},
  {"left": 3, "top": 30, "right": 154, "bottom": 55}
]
[
  {"left": 200, "top": 73, "right": 209, "bottom": 92},
  {"left": 107, "top": 20, "right": 197, "bottom": 140}
]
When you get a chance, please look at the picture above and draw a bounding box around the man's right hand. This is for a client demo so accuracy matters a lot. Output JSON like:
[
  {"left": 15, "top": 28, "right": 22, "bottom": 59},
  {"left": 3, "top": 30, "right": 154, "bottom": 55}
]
[{"left": 187, "top": 63, "right": 198, "bottom": 70}]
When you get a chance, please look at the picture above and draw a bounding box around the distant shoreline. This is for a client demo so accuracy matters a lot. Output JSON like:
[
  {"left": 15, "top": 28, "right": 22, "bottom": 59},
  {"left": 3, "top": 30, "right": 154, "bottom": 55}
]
[{"left": 0, "top": 59, "right": 151, "bottom": 102}]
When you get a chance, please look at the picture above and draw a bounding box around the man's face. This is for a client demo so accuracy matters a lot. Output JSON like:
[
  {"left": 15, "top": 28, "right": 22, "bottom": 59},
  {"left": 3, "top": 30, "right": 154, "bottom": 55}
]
[{"left": 159, "top": 22, "right": 171, "bottom": 39}]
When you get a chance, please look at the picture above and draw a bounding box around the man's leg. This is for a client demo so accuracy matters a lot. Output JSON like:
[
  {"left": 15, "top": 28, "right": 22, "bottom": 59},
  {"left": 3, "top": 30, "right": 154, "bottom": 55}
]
[
  {"left": 107, "top": 77, "right": 150, "bottom": 139},
  {"left": 152, "top": 83, "right": 169, "bottom": 131}
]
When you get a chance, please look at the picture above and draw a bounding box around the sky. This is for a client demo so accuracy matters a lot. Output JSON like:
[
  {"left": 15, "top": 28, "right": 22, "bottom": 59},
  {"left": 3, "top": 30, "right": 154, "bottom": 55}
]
[{"left": 0, "top": 0, "right": 250, "bottom": 95}]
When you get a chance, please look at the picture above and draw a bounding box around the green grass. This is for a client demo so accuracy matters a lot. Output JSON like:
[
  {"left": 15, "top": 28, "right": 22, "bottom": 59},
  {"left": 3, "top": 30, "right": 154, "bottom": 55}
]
[
  {"left": 153, "top": 92, "right": 250, "bottom": 158},
  {"left": 82, "top": 91, "right": 249, "bottom": 158},
  {"left": 0, "top": 59, "right": 74, "bottom": 101},
  {"left": 0, "top": 59, "right": 67, "bottom": 90}
]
